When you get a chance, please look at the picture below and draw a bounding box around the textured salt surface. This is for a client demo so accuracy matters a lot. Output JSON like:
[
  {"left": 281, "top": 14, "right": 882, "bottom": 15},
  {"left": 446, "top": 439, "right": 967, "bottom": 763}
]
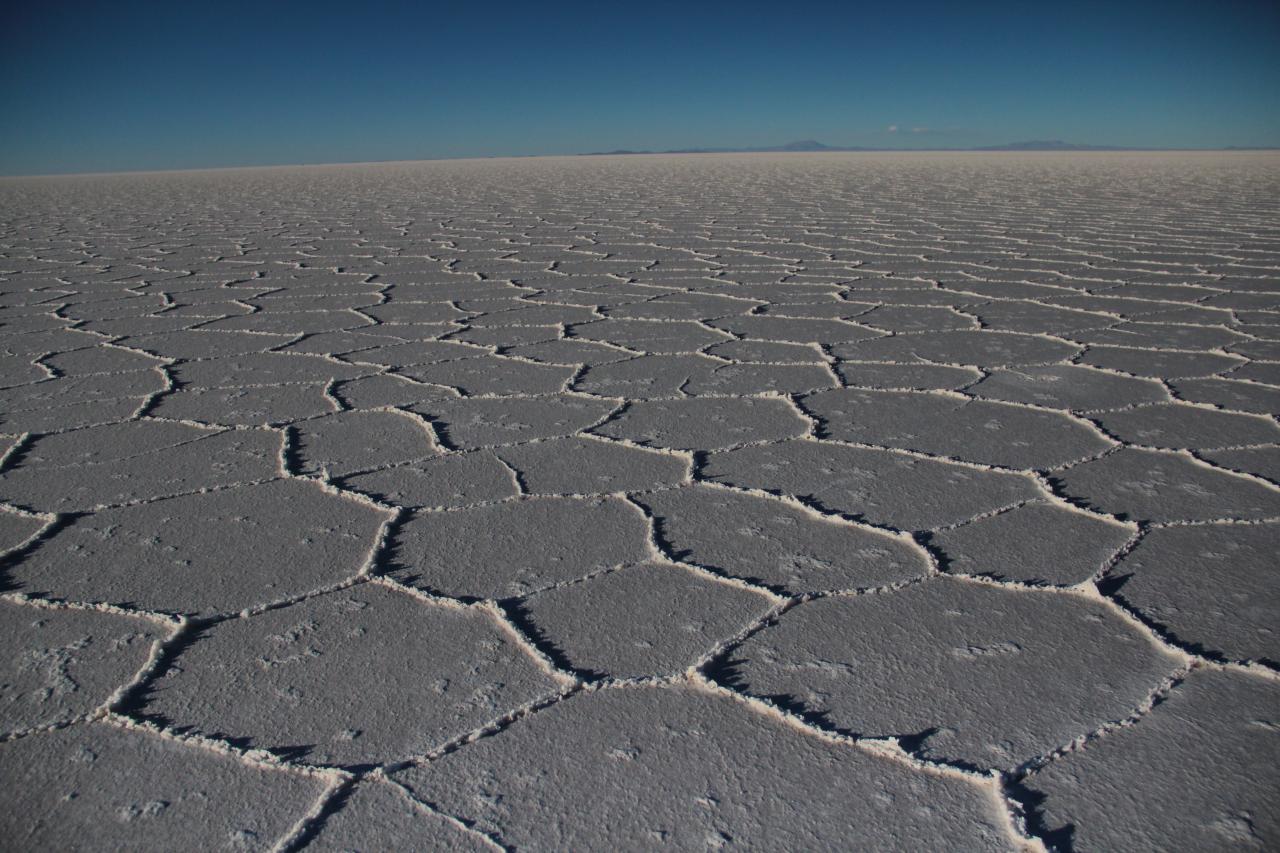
[{"left": 0, "top": 151, "right": 1277, "bottom": 850}]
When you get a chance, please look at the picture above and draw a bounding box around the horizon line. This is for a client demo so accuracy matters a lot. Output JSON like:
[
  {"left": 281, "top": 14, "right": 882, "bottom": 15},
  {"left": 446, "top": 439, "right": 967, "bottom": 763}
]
[{"left": 3, "top": 146, "right": 1278, "bottom": 180}]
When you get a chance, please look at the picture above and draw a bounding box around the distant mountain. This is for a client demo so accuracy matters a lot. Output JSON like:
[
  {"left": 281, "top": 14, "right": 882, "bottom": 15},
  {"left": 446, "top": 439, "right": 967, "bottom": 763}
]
[
  {"left": 580, "top": 139, "right": 1157, "bottom": 155},
  {"left": 971, "top": 140, "right": 1134, "bottom": 151},
  {"left": 583, "top": 140, "right": 872, "bottom": 156},
  {"left": 764, "top": 140, "right": 840, "bottom": 151}
]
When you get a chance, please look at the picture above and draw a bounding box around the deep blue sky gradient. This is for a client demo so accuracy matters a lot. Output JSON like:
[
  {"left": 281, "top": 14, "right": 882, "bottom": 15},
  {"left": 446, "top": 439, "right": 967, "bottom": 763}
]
[{"left": 2, "top": 0, "right": 1278, "bottom": 174}]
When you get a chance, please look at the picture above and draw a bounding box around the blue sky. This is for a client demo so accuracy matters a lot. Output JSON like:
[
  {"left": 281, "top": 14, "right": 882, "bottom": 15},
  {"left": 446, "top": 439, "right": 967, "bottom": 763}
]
[{"left": 2, "top": 0, "right": 1278, "bottom": 174}]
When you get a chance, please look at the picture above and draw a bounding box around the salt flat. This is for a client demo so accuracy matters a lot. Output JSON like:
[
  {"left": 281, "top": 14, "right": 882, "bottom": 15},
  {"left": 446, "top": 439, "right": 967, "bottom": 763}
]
[{"left": 0, "top": 152, "right": 1277, "bottom": 850}]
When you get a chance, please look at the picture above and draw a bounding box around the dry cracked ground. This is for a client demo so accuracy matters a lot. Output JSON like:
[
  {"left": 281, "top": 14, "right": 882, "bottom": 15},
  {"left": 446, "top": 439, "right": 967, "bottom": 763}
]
[{"left": 0, "top": 152, "right": 1277, "bottom": 851}]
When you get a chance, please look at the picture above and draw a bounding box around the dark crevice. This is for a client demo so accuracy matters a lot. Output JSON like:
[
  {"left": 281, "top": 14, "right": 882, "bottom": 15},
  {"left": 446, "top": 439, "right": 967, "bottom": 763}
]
[
  {"left": 496, "top": 599, "right": 606, "bottom": 682},
  {"left": 1004, "top": 778, "right": 1078, "bottom": 852}
]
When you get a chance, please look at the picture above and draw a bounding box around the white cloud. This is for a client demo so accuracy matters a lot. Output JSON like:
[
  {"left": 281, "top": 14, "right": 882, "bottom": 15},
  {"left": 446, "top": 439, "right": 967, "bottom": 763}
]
[{"left": 887, "top": 125, "right": 899, "bottom": 133}]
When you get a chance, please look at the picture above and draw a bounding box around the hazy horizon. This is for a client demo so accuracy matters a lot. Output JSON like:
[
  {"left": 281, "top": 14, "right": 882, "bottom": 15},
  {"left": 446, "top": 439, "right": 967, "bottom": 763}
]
[
  {"left": 6, "top": 145, "right": 1280, "bottom": 181},
  {"left": 2, "top": 0, "right": 1278, "bottom": 175}
]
